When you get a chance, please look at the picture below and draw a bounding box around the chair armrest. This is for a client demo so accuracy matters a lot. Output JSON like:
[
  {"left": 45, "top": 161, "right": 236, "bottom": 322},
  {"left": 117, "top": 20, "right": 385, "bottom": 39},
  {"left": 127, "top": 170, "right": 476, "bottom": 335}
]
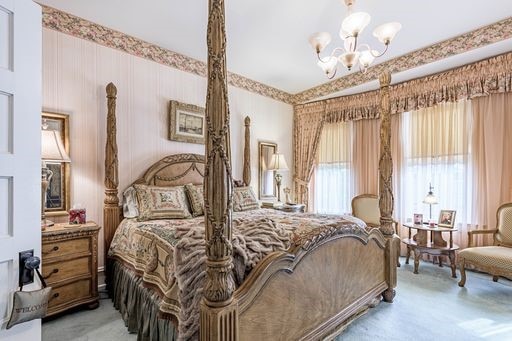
[{"left": 467, "top": 229, "right": 497, "bottom": 248}]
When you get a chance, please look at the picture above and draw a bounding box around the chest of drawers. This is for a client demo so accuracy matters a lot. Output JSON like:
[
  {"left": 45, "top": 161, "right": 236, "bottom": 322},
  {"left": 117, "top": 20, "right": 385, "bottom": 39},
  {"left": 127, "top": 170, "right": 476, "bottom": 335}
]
[{"left": 42, "top": 222, "right": 100, "bottom": 316}]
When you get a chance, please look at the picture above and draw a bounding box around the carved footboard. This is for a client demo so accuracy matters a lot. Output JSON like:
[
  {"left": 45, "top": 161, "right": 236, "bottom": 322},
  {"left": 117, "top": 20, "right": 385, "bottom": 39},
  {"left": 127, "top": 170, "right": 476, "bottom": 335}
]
[{"left": 234, "top": 226, "right": 399, "bottom": 340}]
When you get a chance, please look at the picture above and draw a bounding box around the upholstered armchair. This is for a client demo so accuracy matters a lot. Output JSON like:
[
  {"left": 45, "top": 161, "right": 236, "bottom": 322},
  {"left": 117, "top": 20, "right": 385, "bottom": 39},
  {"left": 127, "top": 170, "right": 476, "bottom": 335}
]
[
  {"left": 458, "top": 203, "right": 512, "bottom": 287},
  {"left": 351, "top": 194, "right": 400, "bottom": 267}
]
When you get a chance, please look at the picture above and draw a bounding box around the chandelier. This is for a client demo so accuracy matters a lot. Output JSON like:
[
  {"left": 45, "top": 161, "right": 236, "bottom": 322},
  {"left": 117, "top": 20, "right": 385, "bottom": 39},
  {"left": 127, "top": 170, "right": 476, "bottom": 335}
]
[{"left": 309, "top": 0, "right": 401, "bottom": 78}]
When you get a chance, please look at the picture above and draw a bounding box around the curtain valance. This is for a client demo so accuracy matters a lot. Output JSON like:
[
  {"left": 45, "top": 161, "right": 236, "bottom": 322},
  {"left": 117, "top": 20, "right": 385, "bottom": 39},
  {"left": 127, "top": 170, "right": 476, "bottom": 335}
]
[
  {"left": 295, "top": 52, "right": 512, "bottom": 123},
  {"left": 324, "top": 90, "right": 380, "bottom": 123},
  {"left": 391, "top": 52, "right": 512, "bottom": 114}
]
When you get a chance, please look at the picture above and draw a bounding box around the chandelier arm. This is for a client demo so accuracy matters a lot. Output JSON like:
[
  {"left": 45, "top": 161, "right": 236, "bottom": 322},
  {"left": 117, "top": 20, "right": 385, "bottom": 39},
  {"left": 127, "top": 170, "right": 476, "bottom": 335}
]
[
  {"left": 371, "top": 43, "right": 389, "bottom": 58},
  {"left": 356, "top": 43, "right": 371, "bottom": 52},
  {"left": 317, "top": 47, "right": 345, "bottom": 63},
  {"left": 327, "top": 68, "right": 337, "bottom": 80},
  {"left": 358, "top": 64, "right": 368, "bottom": 74},
  {"left": 316, "top": 52, "right": 332, "bottom": 63},
  {"left": 330, "top": 47, "right": 345, "bottom": 56}
]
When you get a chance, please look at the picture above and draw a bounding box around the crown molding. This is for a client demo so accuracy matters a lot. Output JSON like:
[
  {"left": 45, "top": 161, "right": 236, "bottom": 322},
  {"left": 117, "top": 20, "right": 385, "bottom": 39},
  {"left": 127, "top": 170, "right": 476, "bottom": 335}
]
[
  {"left": 41, "top": 5, "right": 511, "bottom": 106},
  {"left": 293, "top": 17, "right": 512, "bottom": 104},
  {"left": 41, "top": 5, "right": 295, "bottom": 104}
]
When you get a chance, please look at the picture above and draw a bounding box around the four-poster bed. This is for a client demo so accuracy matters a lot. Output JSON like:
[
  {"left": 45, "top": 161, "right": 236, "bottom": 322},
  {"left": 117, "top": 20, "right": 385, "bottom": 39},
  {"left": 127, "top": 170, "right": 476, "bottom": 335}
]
[{"left": 103, "top": 1, "right": 398, "bottom": 340}]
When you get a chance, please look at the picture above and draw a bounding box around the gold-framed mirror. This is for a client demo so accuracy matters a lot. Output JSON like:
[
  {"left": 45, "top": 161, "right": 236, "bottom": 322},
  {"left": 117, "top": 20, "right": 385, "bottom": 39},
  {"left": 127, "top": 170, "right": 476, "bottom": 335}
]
[
  {"left": 42, "top": 111, "right": 70, "bottom": 216},
  {"left": 258, "top": 141, "right": 277, "bottom": 200}
]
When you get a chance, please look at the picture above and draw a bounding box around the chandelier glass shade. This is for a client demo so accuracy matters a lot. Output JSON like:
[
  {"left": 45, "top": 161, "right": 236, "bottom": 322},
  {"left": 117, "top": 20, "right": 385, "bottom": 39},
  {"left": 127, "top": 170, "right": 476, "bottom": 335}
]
[{"left": 309, "top": 0, "right": 401, "bottom": 78}]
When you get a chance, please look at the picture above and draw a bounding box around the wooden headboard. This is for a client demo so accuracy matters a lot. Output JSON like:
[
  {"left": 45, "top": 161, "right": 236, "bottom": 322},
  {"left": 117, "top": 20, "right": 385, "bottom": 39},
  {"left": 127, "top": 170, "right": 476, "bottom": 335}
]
[{"left": 132, "top": 154, "right": 205, "bottom": 187}]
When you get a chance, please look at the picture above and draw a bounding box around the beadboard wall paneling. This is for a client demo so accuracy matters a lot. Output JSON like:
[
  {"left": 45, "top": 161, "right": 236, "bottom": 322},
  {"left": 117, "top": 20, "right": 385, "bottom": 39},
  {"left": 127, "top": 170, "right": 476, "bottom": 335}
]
[{"left": 42, "top": 28, "right": 293, "bottom": 268}]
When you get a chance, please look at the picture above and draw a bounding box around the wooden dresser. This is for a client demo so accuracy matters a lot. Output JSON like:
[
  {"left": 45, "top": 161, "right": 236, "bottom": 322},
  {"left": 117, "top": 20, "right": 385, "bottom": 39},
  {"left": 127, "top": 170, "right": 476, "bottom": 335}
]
[{"left": 42, "top": 222, "right": 100, "bottom": 316}]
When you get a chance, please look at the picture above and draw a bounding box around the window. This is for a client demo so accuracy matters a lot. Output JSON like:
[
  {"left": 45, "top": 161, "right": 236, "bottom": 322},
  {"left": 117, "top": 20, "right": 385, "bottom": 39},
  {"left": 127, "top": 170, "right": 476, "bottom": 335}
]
[
  {"left": 315, "top": 162, "right": 352, "bottom": 214},
  {"left": 398, "top": 101, "right": 472, "bottom": 226},
  {"left": 314, "top": 122, "right": 353, "bottom": 214}
]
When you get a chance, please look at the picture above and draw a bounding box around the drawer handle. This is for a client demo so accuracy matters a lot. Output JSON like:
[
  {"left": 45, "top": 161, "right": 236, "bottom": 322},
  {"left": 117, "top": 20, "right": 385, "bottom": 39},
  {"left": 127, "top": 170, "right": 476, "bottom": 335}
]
[
  {"left": 50, "top": 292, "right": 60, "bottom": 301},
  {"left": 43, "top": 268, "right": 59, "bottom": 280},
  {"left": 43, "top": 246, "right": 60, "bottom": 255}
]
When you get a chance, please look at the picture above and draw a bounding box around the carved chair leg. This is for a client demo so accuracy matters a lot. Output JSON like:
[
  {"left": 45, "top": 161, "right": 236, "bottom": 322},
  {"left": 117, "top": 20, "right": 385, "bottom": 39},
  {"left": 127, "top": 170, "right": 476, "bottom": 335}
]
[
  {"left": 438, "top": 256, "right": 443, "bottom": 267},
  {"left": 449, "top": 252, "right": 456, "bottom": 278},
  {"left": 458, "top": 259, "right": 466, "bottom": 287},
  {"left": 493, "top": 275, "right": 499, "bottom": 282},
  {"left": 405, "top": 246, "right": 411, "bottom": 265},
  {"left": 413, "top": 248, "right": 421, "bottom": 274}
]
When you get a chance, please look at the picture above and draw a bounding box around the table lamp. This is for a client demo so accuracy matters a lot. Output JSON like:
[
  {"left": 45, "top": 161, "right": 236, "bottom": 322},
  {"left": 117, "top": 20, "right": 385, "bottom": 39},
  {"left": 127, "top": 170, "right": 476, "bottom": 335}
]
[
  {"left": 422, "top": 182, "right": 438, "bottom": 220},
  {"left": 42, "top": 129, "right": 71, "bottom": 228},
  {"left": 268, "top": 153, "right": 289, "bottom": 203}
]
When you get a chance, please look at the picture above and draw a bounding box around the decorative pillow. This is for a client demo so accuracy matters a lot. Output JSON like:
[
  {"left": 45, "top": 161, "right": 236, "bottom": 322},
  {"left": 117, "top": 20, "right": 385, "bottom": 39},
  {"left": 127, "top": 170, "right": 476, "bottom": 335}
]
[
  {"left": 7, "top": 287, "right": 52, "bottom": 329},
  {"left": 233, "top": 186, "right": 260, "bottom": 212},
  {"left": 122, "top": 186, "right": 139, "bottom": 218},
  {"left": 134, "top": 184, "right": 192, "bottom": 221},
  {"left": 185, "top": 184, "right": 204, "bottom": 217}
]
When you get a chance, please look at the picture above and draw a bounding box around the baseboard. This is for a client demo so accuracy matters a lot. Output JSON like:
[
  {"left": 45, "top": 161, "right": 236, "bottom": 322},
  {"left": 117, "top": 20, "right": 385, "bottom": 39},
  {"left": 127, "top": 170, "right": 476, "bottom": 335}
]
[{"left": 98, "top": 266, "right": 106, "bottom": 290}]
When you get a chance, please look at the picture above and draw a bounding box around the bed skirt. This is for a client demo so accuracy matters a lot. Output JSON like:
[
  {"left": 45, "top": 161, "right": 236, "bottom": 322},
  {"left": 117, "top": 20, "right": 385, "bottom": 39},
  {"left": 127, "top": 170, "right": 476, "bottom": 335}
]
[{"left": 107, "top": 259, "right": 178, "bottom": 341}]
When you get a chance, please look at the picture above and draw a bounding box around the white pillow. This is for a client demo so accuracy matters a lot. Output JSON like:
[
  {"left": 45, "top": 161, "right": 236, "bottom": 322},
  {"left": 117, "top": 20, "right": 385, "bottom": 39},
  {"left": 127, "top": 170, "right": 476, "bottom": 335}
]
[{"left": 123, "top": 186, "right": 139, "bottom": 218}]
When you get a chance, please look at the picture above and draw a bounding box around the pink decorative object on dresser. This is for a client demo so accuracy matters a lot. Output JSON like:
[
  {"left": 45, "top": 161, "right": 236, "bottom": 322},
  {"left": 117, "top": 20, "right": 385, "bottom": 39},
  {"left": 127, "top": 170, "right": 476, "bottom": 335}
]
[{"left": 69, "top": 206, "right": 86, "bottom": 224}]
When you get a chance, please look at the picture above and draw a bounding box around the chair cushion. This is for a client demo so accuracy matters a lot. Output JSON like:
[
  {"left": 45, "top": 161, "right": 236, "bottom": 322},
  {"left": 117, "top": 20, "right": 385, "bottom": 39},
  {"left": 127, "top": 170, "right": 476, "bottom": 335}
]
[
  {"left": 497, "top": 205, "right": 512, "bottom": 245},
  {"left": 459, "top": 246, "right": 512, "bottom": 272}
]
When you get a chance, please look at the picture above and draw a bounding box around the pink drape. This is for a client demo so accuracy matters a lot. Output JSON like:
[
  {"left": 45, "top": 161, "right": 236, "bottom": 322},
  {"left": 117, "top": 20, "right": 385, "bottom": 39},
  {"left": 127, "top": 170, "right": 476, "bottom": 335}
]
[
  {"left": 471, "top": 92, "right": 512, "bottom": 244},
  {"left": 352, "top": 119, "right": 380, "bottom": 195}
]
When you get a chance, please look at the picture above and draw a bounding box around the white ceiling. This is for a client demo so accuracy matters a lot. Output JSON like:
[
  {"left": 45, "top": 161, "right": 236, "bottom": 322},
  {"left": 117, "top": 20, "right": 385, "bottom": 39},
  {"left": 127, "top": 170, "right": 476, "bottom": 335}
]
[{"left": 37, "top": 0, "right": 512, "bottom": 95}]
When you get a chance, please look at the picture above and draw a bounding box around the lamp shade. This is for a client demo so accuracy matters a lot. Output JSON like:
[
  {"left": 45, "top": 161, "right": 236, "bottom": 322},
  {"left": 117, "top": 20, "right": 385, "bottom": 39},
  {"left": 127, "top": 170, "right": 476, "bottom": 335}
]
[
  {"left": 372, "top": 22, "right": 402, "bottom": 44},
  {"left": 359, "top": 49, "right": 377, "bottom": 67},
  {"left": 268, "top": 153, "right": 289, "bottom": 171},
  {"left": 341, "top": 11, "right": 371, "bottom": 37},
  {"left": 339, "top": 51, "right": 360, "bottom": 70},
  {"left": 422, "top": 193, "right": 438, "bottom": 205},
  {"left": 309, "top": 32, "right": 332, "bottom": 53},
  {"left": 42, "top": 130, "right": 70, "bottom": 162}
]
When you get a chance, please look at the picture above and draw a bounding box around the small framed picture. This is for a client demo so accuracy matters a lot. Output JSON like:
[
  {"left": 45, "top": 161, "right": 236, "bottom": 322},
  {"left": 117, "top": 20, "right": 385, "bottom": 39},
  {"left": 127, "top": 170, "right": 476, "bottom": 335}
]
[
  {"left": 168, "top": 100, "right": 205, "bottom": 144},
  {"left": 413, "top": 213, "right": 423, "bottom": 225},
  {"left": 438, "top": 210, "right": 456, "bottom": 228}
]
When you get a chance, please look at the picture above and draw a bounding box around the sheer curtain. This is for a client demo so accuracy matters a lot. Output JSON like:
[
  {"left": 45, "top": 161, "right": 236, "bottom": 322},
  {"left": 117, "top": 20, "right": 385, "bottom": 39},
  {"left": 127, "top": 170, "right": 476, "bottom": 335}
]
[
  {"left": 314, "top": 121, "right": 354, "bottom": 214},
  {"left": 397, "top": 100, "right": 473, "bottom": 247}
]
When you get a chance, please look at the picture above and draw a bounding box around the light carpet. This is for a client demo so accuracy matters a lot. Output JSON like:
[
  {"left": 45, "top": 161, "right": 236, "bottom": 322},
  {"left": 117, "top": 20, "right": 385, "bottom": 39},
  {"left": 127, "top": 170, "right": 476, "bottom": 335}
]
[{"left": 43, "top": 258, "right": 512, "bottom": 341}]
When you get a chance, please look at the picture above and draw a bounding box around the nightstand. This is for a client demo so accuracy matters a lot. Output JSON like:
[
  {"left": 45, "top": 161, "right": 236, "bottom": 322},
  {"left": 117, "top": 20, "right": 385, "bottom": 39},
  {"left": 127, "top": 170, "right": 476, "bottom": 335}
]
[{"left": 42, "top": 221, "right": 100, "bottom": 316}]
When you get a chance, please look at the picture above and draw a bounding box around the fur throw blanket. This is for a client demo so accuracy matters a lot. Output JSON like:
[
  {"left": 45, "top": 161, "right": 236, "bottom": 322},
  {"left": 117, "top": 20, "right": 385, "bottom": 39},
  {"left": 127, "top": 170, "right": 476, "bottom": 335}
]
[{"left": 173, "top": 217, "right": 293, "bottom": 340}]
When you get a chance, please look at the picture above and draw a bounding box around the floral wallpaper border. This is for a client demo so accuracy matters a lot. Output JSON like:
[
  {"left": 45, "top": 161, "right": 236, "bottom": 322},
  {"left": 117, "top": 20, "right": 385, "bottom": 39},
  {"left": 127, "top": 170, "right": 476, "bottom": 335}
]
[
  {"left": 294, "top": 17, "right": 512, "bottom": 103},
  {"left": 41, "top": 5, "right": 295, "bottom": 104},
  {"left": 42, "top": 5, "right": 511, "bottom": 105}
]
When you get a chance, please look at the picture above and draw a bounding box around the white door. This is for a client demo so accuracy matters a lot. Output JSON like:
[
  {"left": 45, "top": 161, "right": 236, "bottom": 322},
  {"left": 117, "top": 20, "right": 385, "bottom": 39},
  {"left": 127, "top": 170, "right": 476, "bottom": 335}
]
[{"left": 0, "top": 0, "right": 42, "bottom": 339}]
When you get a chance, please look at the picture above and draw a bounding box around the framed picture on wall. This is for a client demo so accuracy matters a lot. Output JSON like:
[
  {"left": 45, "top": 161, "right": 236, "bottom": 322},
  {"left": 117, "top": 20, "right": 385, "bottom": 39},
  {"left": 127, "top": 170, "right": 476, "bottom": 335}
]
[
  {"left": 168, "top": 100, "right": 205, "bottom": 144},
  {"left": 42, "top": 111, "right": 71, "bottom": 216}
]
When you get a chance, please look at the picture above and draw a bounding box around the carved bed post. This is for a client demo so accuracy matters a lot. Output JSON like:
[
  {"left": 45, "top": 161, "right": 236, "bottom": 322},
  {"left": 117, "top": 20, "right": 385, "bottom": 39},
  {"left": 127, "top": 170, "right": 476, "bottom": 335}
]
[
  {"left": 104, "top": 82, "right": 121, "bottom": 275},
  {"left": 378, "top": 72, "right": 398, "bottom": 303},
  {"left": 243, "top": 116, "right": 251, "bottom": 186},
  {"left": 200, "top": 0, "right": 238, "bottom": 340}
]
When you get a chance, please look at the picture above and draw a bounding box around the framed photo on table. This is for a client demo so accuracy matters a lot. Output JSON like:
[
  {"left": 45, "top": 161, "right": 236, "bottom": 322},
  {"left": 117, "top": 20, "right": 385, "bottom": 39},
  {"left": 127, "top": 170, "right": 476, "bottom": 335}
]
[
  {"left": 438, "top": 210, "right": 456, "bottom": 228},
  {"left": 168, "top": 100, "right": 205, "bottom": 144},
  {"left": 42, "top": 111, "right": 70, "bottom": 216},
  {"left": 413, "top": 213, "right": 423, "bottom": 225}
]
